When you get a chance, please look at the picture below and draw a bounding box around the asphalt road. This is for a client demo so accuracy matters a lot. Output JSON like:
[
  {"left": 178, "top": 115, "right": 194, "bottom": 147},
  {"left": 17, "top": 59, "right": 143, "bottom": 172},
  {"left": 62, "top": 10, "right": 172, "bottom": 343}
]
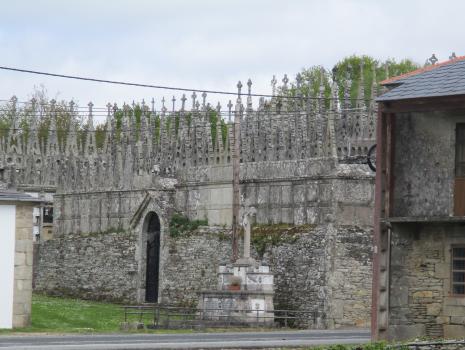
[{"left": 0, "top": 329, "right": 370, "bottom": 349}]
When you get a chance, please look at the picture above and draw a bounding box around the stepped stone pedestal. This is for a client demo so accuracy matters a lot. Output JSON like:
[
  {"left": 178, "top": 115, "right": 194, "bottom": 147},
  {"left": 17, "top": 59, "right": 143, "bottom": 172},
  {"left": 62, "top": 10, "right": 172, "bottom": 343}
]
[{"left": 199, "top": 207, "right": 275, "bottom": 325}]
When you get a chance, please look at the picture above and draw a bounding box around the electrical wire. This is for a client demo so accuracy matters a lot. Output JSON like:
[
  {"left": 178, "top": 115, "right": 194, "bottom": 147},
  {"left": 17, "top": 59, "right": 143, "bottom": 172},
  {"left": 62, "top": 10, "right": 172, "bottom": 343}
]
[{"left": 0, "top": 65, "right": 370, "bottom": 101}]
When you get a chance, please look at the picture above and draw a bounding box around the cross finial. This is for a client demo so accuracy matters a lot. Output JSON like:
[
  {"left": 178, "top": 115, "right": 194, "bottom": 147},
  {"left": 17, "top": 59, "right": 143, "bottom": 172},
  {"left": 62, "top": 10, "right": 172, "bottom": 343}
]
[
  {"left": 172, "top": 96, "right": 176, "bottom": 112},
  {"left": 151, "top": 97, "right": 155, "bottom": 113},
  {"left": 227, "top": 99, "right": 233, "bottom": 122},
  {"left": 271, "top": 75, "right": 277, "bottom": 96},
  {"left": 282, "top": 74, "right": 289, "bottom": 89},
  {"left": 237, "top": 81, "right": 243, "bottom": 96},
  {"left": 141, "top": 99, "right": 146, "bottom": 110},
  {"left": 429, "top": 54, "right": 438, "bottom": 65},
  {"left": 450, "top": 52, "right": 457, "bottom": 60},
  {"left": 88, "top": 101, "right": 94, "bottom": 116},
  {"left": 202, "top": 91, "right": 207, "bottom": 108},
  {"left": 216, "top": 101, "right": 221, "bottom": 114},
  {"left": 181, "top": 94, "right": 187, "bottom": 111},
  {"left": 106, "top": 102, "right": 112, "bottom": 113},
  {"left": 192, "top": 91, "right": 197, "bottom": 109}
]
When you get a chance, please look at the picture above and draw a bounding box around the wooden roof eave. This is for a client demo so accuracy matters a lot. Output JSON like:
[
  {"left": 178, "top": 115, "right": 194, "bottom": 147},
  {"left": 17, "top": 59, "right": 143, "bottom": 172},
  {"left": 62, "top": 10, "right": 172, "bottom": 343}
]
[{"left": 378, "top": 94, "right": 465, "bottom": 114}]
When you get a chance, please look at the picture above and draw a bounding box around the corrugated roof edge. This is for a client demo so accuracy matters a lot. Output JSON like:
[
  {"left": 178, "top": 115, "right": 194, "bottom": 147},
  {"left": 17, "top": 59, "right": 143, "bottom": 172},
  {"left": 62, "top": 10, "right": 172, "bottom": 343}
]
[{"left": 380, "top": 55, "right": 465, "bottom": 85}]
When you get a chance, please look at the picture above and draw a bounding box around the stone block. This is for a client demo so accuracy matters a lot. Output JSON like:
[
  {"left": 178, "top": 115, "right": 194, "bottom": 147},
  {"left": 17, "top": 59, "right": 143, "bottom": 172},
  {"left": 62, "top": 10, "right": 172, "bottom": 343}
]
[
  {"left": 436, "top": 316, "right": 450, "bottom": 324},
  {"left": 12, "top": 314, "right": 31, "bottom": 328},
  {"left": 434, "top": 262, "right": 449, "bottom": 279},
  {"left": 444, "top": 324, "right": 465, "bottom": 339},
  {"left": 15, "top": 240, "right": 33, "bottom": 253},
  {"left": 450, "top": 316, "right": 465, "bottom": 325},
  {"left": 270, "top": 186, "right": 280, "bottom": 204},
  {"left": 293, "top": 185, "right": 306, "bottom": 204},
  {"left": 14, "top": 252, "right": 27, "bottom": 266},
  {"left": 16, "top": 279, "right": 33, "bottom": 292},
  {"left": 306, "top": 182, "right": 318, "bottom": 202},
  {"left": 14, "top": 265, "right": 32, "bottom": 280},
  {"left": 426, "top": 303, "right": 442, "bottom": 316},
  {"left": 388, "top": 324, "right": 426, "bottom": 341},
  {"left": 281, "top": 185, "right": 291, "bottom": 205},
  {"left": 412, "top": 290, "right": 433, "bottom": 298},
  {"left": 390, "top": 286, "right": 409, "bottom": 307},
  {"left": 443, "top": 305, "right": 465, "bottom": 316}
]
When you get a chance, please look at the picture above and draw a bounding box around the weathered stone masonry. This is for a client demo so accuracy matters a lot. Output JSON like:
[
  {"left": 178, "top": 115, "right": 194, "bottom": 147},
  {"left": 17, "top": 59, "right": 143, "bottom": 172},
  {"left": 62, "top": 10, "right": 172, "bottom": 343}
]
[{"left": 3, "top": 74, "right": 376, "bottom": 328}]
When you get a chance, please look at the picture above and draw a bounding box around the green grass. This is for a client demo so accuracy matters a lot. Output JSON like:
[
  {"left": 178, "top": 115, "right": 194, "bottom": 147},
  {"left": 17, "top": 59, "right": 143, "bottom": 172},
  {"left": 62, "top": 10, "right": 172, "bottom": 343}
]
[
  {"left": 31, "top": 294, "right": 123, "bottom": 332},
  {"left": 0, "top": 294, "right": 274, "bottom": 335},
  {"left": 0, "top": 294, "right": 193, "bottom": 334}
]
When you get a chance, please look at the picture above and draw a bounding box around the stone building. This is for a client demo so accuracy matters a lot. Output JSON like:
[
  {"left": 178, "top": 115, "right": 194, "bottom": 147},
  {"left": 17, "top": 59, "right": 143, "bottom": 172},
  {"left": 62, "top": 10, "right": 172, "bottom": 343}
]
[
  {"left": 373, "top": 55, "right": 465, "bottom": 340},
  {"left": 0, "top": 189, "right": 41, "bottom": 328},
  {"left": 1, "top": 72, "right": 376, "bottom": 328}
]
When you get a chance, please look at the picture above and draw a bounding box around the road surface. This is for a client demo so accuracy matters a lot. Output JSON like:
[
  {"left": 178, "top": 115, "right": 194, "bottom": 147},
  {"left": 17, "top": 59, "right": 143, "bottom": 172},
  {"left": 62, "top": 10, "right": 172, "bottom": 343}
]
[{"left": 0, "top": 329, "right": 370, "bottom": 349}]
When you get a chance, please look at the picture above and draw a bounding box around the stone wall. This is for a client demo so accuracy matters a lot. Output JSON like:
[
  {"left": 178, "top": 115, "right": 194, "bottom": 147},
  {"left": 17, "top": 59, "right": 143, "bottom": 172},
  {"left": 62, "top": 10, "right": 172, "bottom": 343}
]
[
  {"left": 393, "top": 111, "right": 463, "bottom": 217},
  {"left": 389, "top": 223, "right": 465, "bottom": 340},
  {"left": 34, "top": 223, "right": 372, "bottom": 328},
  {"left": 160, "top": 224, "right": 372, "bottom": 328},
  {"left": 13, "top": 203, "right": 35, "bottom": 328},
  {"left": 34, "top": 231, "right": 139, "bottom": 301}
]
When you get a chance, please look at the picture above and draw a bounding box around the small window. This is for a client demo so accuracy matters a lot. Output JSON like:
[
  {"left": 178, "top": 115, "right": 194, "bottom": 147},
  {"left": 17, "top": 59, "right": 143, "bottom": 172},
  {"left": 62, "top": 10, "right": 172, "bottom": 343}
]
[
  {"left": 456, "top": 124, "right": 465, "bottom": 177},
  {"left": 452, "top": 246, "right": 465, "bottom": 295},
  {"left": 43, "top": 206, "right": 53, "bottom": 224}
]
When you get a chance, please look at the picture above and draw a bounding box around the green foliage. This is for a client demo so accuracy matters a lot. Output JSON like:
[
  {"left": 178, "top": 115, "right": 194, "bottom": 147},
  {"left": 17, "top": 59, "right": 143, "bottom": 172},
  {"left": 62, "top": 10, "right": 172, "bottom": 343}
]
[
  {"left": 169, "top": 213, "right": 208, "bottom": 238},
  {"left": 153, "top": 115, "right": 161, "bottom": 142},
  {"left": 208, "top": 109, "right": 228, "bottom": 147},
  {"left": 309, "top": 343, "right": 388, "bottom": 350},
  {"left": 175, "top": 113, "right": 180, "bottom": 136},
  {"left": 95, "top": 124, "right": 106, "bottom": 149},
  {"left": 284, "top": 55, "right": 420, "bottom": 108},
  {"left": 251, "top": 224, "right": 315, "bottom": 257}
]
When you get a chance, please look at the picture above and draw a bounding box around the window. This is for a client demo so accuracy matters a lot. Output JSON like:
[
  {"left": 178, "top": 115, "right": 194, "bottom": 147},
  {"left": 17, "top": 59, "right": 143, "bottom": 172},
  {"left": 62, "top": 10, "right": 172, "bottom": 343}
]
[
  {"left": 43, "top": 206, "right": 53, "bottom": 224},
  {"left": 454, "top": 124, "right": 465, "bottom": 215},
  {"left": 452, "top": 246, "right": 465, "bottom": 295},
  {"left": 456, "top": 124, "right": 465, "bottom": 177}
]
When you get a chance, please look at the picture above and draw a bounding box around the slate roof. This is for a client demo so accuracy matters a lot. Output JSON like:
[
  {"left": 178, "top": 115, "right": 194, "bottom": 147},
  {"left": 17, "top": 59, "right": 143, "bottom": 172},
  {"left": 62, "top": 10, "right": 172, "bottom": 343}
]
[
  {"left": 0, "top": 190, "right": 42, "bottom": 203},
  {"left": 377, "top": 56, "right": 465, "bottom": 101}
]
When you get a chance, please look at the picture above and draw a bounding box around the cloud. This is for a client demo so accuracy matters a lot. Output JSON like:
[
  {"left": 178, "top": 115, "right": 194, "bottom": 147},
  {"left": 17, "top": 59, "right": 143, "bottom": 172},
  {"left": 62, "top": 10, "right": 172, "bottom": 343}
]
[{"left": 0, "top": 0, "right": 464, "bottom": 114}]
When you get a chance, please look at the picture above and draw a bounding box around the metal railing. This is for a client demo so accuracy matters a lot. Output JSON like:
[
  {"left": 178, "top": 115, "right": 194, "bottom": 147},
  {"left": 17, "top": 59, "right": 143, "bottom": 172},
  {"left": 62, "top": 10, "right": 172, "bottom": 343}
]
[{"left": 122, "top": 304, "right": 324, "bottom": 329}]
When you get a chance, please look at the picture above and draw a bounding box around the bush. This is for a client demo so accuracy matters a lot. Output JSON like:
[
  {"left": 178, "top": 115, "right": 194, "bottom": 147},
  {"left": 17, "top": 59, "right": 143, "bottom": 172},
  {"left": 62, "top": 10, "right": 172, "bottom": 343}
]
[{"left": 169, "top": 213, "right": 208, "bottom": 238}]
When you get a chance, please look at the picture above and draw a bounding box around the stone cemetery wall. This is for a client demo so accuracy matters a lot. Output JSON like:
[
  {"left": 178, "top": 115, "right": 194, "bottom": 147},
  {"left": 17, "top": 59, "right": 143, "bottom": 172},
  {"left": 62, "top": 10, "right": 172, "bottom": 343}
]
[
  {"left": 160, "top": 224, "right": 372, "bottom": 329},
  {"left": 34, "top": 230, "right": 139, "bottom": 301},
  {"left": 34, "top": 223, "right": 372, "bottom": 328}
]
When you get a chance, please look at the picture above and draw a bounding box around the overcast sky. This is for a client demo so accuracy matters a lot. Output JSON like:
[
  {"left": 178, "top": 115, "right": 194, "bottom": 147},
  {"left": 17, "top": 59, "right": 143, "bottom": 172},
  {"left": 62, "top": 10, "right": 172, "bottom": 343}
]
[{"left": 1, "top": 0, "right": 463, "bottom": 120}]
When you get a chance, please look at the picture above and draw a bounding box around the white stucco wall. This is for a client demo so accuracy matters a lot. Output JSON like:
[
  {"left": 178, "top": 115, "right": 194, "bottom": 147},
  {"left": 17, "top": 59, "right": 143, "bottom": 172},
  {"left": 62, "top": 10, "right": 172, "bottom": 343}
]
[{"left": 0, "top": 205, "right": 16, "bottom": 329}]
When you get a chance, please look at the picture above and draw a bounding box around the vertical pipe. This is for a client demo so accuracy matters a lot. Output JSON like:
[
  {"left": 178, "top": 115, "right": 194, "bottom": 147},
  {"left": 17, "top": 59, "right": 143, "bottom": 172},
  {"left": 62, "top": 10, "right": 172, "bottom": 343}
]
[{"left": 371, "top": 108, "right": 385, "bottom": 340}]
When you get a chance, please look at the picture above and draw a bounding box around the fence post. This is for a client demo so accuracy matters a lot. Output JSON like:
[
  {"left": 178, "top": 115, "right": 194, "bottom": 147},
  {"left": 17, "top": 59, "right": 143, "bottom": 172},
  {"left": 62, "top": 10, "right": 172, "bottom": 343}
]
[{"left": 284, "top": 310, "right": 288, "bottom": 328}]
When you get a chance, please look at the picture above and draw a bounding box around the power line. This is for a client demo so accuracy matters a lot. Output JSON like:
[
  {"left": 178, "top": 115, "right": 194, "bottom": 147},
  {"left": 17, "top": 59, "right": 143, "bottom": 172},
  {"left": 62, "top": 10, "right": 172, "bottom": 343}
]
[{"left": 0, "top": 65, "right": 370, "bottom": 101}]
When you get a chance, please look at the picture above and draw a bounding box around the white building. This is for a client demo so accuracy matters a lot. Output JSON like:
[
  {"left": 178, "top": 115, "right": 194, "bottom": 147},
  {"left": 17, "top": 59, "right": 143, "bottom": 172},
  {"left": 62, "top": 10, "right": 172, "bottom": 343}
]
[{"left": 0, "top": 190, "right": 41, "bottom": 329}]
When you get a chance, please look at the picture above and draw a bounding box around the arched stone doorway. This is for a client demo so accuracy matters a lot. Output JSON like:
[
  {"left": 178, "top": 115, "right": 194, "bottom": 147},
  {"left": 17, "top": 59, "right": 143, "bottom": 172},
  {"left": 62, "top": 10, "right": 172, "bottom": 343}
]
[{"left": 144, "top": 212, "right": 161, "bottom": 303}]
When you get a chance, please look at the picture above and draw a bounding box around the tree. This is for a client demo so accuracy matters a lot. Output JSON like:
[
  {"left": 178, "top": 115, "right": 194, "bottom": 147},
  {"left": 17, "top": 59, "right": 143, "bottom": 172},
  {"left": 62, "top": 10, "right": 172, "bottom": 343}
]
[{"left": 282, "top": 55, "right": 420, "bottom": 107}]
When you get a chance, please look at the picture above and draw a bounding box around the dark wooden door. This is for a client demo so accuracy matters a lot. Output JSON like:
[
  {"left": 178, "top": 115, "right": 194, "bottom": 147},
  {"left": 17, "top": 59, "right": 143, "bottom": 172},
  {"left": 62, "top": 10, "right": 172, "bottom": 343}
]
[
  {"left": 145, "top": 214, "right": 160, "bottom": 303},
  {"left": 455, "top": 124, "right": 465, "bottom": 216},
  {"left": 454, "top": 178, "right": 465, "bottom": 216}
]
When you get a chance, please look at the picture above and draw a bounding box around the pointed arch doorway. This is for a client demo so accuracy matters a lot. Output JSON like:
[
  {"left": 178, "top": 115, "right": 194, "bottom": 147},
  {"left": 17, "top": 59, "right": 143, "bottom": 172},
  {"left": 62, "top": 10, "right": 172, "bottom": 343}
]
[{"left": 144, "top": 212, "right": 160, "bottom": 303}]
